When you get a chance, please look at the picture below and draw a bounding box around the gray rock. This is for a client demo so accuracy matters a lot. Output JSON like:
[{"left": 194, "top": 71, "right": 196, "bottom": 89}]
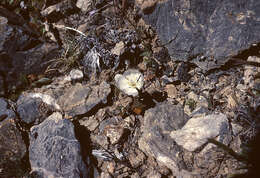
[
  {"left": 170, "top": 113, "right": 229, "bottom": 152},
  {"left": 0, "top": 98, "right": 16, "bottom": 120},
  {"left": 143, "top": 0, "right": 260, "bottom": 71},
  {"left": 58, "top": 82, "right": 111, "bottom": 118},
  {"left": 184, "top": 91, "right": 209, "bottom": 116},
  {"left": 79, "top": 116, "right": 99, "bottom": 131},
  {"left": 138, "top": 101, "right": 191, "bottom": 177},
  {"left": 29, "top": 112, "right": 89, "bottom": 178},
  {"left": 0, "top": 17, "right": 13, "bottom": 52},
  {"left": 0, "top": 40, "right": 59, "bottom": 93},
  {"left": 0, "top": 109, "right": 26, "bottom": 177},
  {"left": 17, "top": 94, "right": 54, "bottom": 124},
  {"left": 161, "top": 75, "right": 174, "bottom": 86},
  {"left": 76, "top": 0, "right": 92, "bottom": 12},
  {"left": 41, "top": 0, "right": 77, "bottom": 22},
  {"left": 0, "top": 75, "right": 4, "bottom": 96}
]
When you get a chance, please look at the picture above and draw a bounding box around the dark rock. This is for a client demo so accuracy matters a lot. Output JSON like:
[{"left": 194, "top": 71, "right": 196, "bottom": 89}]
[
  {"left": 143, "top": 0, "right": 260, "bottom": 71},
  {"left": 0, "top": 98, "right": 16, "bottom": 119},
  {"left": 29, "top": 112, "right": 89, "bottom": 178},
  {"left": 0, "top": 35, "right": 59, "bottom": 93},
  {"left": 160, "top": 75, "right": 174, "bottom": 86},
  {"left": 0, "top": 17, "right": 57, "bottom": 91},
  {"left": 58, "top": 81, "right": 111, "bottom": 118},
  {"left": 176, "top": 62, "right": 191, "bottom": 82},
  {"left": 17, "top": 94, "right": 54, "bottom": 124},
  {"left": 0, "top": 98, "right": 27, "bottom": 177},
  {"left": 41, "top": 0, "right": 78, "bottom": 22},
  {"left": 138, "top": 101, "right": 191, "bottom": 177},
  {"left": 0, "top": 17, "right": 13, "bottom": 53},
  {"left": 128, "top": 148, "right": 146, "bottom": 168},
  {"left": 0, "top": 74, "right": 4, "bottom": 96}
]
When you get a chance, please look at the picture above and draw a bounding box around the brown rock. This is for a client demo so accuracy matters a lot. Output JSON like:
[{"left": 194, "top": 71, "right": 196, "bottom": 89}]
[
  {"left": 165, "top": 84, "right": 178, "bottom": 98},
  {"left": 0, "top": 118, "right": 27, "bottom": 177},
  {"left": 58, "top": 82, "right": 111, "bottom": 118},
  {"left": 128, "top": 149, "right": 146, "bottom": 168},
  {"left": 104, "top": 125, "right": 125, "bottom": 144},
  {"left": 79, "top": 116, "right": 99, "bottom": 131},
  {"left": 111, "top": 41, "right": 125, "bottom": 56}
]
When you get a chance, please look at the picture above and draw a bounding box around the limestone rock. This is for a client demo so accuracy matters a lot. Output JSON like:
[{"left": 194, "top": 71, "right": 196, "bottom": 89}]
[
  {"left": 170, "top": 113, "right": 229, "bottom": 152},
  {"left": 76, "top": 0, "right": 92, "bottom": 12}
]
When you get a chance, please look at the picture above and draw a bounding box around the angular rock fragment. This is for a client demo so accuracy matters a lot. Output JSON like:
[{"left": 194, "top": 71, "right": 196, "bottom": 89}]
[
  {"left": 17, "top": 94, "right": 55, "bottom": 124},
  {"left": 0, "top": 98, "right": 16, "bottom": 120},
  {"left": 138, "top": 101, "right": 191, "bottom": 176},
  {"left": 170, "top": 113, "right": 229, "bottom": 152},
  {"left": 0, "top": 98, "right": 26, "bottom": 177},
  {"left": 76, "top": 0, "right": 92, "bottom": 13},
  {"left": 58, "top": 82, "right": 111, "bottom": 118},
  {"left": 41, "top": 0, "right": 78, "bottom": 22},
  {"left": 79, "top": 116, "right": 99, "bottom": 131},
  {"left": 29, "top": 112, "right": 89, "bottom": 178}
]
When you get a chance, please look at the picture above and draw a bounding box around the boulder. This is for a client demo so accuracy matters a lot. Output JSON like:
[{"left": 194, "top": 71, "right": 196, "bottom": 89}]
[
  {"left": 29, "top": 112, "right": 89, "bottom": 177},
  {"left": 142, "top": 0, "right": 260, "bottom": 71}
]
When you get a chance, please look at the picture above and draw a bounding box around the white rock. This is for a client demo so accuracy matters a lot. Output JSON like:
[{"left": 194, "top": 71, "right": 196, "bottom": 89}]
[
  {"left": 28, "top": 93, "right": 61, "bottom": 110},
  {"left": 69, "top": 69, "right": 83, "bottom": 80},
  {"left": 170, "top": 113, "right": 229, "bottom": 152},
  {"left": 111, "top": 41, "right": 125, "bottom": 56},
  {"left": 76, "top": 0, "right": 91, "bottom": 12}
]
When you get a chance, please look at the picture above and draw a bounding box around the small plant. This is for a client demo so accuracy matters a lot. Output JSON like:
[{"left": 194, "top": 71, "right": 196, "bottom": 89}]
[
  {"left": 45, "top": 34, "right": 81, "bottom": 74},
  {"left": 186, "top": 99, "right": 197, "bottom": 112}
]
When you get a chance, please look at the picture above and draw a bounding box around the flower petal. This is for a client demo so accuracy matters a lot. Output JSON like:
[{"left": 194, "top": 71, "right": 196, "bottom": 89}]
[{"left": 115, "top": 69, "right": 143, "bottom": 97}]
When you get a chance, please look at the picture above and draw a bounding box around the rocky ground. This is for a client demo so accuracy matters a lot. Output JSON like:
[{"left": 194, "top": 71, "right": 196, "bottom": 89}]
[{"left": 0, "top": 0, "right": 260, "bottom": 178}]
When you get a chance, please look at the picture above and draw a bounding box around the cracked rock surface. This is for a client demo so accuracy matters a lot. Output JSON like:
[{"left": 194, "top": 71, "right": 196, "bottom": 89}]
[{"left": 29, "top": 112, "right": 89, "bottom": 178}]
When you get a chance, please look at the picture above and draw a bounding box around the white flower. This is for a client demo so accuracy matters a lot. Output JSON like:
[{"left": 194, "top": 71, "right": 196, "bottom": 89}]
[{"left": 115, "top": 69, "right": 144, "bottom": 96}]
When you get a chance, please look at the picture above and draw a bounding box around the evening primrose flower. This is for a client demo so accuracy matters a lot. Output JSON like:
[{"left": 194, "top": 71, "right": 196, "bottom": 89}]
[{"left": 115, "top": 69, "right": 144, "bottom": 97}]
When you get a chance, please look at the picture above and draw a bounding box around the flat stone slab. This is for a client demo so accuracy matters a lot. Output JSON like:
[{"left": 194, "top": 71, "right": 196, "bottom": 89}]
[{"left": 170, "top": 113, "right": 229, "bottom": 152}]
